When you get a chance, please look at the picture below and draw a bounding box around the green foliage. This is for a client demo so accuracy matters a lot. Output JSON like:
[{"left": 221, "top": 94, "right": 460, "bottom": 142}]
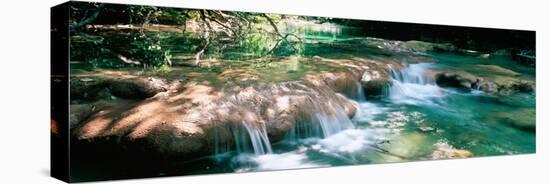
[
  {"left": 70, "top": 34, "right": 127, "bottom": 69},
  {"left": 127, "top": 6, "right": 158, "bottom": 24},
  {"left": 124, "top": 34, "right": 172, "bottom": 68},
  {"left": 70, "top": 32, "right": 172, "bottom": 69},
  {"left": 69, "top": 3, "right": 314, "bottom": 70},
  {"left": 240, "top": 33, "right": 276, "bottom": 56}
]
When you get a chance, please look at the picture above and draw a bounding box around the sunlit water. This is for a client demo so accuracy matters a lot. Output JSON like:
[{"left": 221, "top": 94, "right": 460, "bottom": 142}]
[
  {"left": 167, "top": 61, "right": 534, "bottom": 175},
  {"left": 71, "top": 22, "right": 535, "bottom": 181}
]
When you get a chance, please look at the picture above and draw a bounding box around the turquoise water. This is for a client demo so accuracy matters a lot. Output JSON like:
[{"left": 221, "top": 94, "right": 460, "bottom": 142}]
[
  {"left": 162, "top": 57, "right": 535, "bottom": 175},
  {"left": 70, "top": 23, "right": 535, "bottom": 181}
]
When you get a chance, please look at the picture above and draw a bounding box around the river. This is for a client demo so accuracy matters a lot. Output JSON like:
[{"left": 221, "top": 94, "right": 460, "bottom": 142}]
[{"left": 69, "top": 21, "right": 535, "bottom": 180}]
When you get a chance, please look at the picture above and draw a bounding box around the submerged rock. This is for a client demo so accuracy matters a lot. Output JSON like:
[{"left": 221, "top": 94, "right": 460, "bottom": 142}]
[
  {"left": 431, "top": 141, "right": 473, "bottom": 159},
  {"left": 431, "top": 147, "right": 473, "bottom": 159},
  {"left": 493, "top": 109, "right": 536, "bottom": 132}
]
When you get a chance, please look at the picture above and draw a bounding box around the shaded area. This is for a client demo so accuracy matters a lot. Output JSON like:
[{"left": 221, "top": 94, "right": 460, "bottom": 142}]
[{"left": 64, "top": 2, "right": 536, "bottom": 182}]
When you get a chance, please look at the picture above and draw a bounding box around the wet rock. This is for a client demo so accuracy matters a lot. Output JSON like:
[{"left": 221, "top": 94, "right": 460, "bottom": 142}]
[
  {"left": 70, "top": 77, "right": 109, "bottom": 101},
  {"left": 402, "top": 40, "right": 457, "bottom": 53},
  {"left": 73, "top": 80, "right": 359, "bottom": 159},
  {"left": 305, "top": 71, "right": 361, "bottom": 99},
  {"left": 476, "top": 65, "right": 520, "bottom": 77},
  {"left": 360, "top": 70, "right": 391, "bottom": 97},
  {"left": 228, "top": 82, "right": 358, "bottom": 141},
  {"left": 360, "top": 38, "right": 456, "bottom": 55},
  {"left": 476, "top": 80, "right": 499, "bottom": 93},
  {"left": 475, "top": 78, "right": 535, "bottom": 95},
  {"left": 70, "top": 77, "right": 169, "bottom": 101},
  {"left": 435, "top": 72, "right": 477, "bottom": 89},
  {"left": 511, "top": 80, "right": 535, "bottom": 93},
  {"left": 431, "top": 141, "right": 473, "bottom": 159},
  {"left": 377, "top": 133, "right": 434, "bottom": 160},
  {"left": 430, "top": 63, "right": 535, "bottom": 95},
  {"left": 108, "top": 77, "right": 168, "bottom": 99},
  {"left": 432, "top": 147, "right": 473, "bottom": 159}
]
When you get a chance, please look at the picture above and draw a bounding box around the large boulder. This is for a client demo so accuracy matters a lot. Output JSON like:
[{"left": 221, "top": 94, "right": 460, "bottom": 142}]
[
  {"left": 433, "top": 65, "right": 535, "bottom": 95},
  {"left": 305, "top": 72, "right": 359, "bottom": 98},
  {"left": 72, "top": 79, "right": 358, "bottom": 159},
  {"left": 435, "top": 72, "right": 477, "bottom": 89},
  {"left": 70, "top": 77, "right": 109, "bottom": 101},
  {"left": 70, "top": 77, "right": 169, "bottom": 101},
  {"left": 108, "top": 77, "right": 169, "bottom": 99}
]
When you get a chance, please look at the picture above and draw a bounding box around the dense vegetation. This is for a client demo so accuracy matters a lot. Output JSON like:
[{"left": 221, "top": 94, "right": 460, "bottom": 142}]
[
  {"left": 66, "top": 3, "right": 536, "bottom": 182},
  {"left": 70, "top": 3, "right": 306, "bottom": 69},
  {"left": 69, "top": 2, "right": 535, "bottom": 70}
]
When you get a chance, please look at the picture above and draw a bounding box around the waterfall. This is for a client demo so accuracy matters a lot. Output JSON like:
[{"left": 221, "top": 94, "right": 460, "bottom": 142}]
[
  {"left": 239, "top": 121, "right": 273, "bottom": 155},
  {"left": 312, "top": 103, "right": 355, "bottom": 137},
  {"left": 288, "top": 101, "right": 355, "bottom": 140},
  {"left": 389, "top": 63, "right": 433, "bottom": 85},
  {"left": 214, "top": 121, "right": 273, "bottom": 155},
  {"left": 355, "top": 81, "right": 366, "bottom": 102},
  {"left": 388, "top": 63, "right": 444, "bottom": 104}
]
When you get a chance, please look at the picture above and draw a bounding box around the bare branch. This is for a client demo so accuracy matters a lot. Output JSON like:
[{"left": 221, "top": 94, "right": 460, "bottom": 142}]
[
  {"left": 195, "top": 10, "right": 214, "bottom": 66},
  {"left": 71, "top": 4, "right": 105, "bottom": 31},
  {"left": 140, "top": 10, "right": 153, "bottom": 36}
]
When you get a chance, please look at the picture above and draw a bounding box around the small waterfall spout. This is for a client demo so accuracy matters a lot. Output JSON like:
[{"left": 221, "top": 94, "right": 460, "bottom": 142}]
[
  {"left": 217, "top": 121, "right": 273, "bottom": 156},
  {"left": 224, "top": 121, "right": 273, "bottom": 155},
  {"left": 388, "top": 63, "right": 444, "bottom": 104},
  {"left": 241, "top": 121, "right": 273, "bottom": 155},
  {"left": 389, "top": 63, "right": 433, "bottom": 85},
  {"left": 289, "top": 100, "right": 355, "bottom": 140},
  {"left": 355, "top": 81, "right": 366, "bottom": 102},
  {"left": 312, "top": 102, "right": 355, "bottom": 137}
]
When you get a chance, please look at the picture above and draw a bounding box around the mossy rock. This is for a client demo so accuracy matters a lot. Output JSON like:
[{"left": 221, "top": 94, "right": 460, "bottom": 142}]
[{"left": 494, "top": 109, "right": 536, "bottom": 132}]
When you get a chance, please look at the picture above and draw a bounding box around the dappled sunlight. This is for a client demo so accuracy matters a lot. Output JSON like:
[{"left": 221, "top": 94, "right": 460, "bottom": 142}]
[{"left": 64, "top": 3, "right": 535, "bottom": 181}]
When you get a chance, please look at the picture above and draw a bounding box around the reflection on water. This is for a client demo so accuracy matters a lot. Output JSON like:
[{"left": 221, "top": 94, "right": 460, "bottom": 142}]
[{"left": 70, "top": 20, "right": 535, "bottom": 180}]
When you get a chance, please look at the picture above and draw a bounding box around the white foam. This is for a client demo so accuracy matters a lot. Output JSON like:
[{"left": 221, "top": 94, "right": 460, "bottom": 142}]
[
  {"left": 353, "top": 102, "right": 386, "bottom": 122},
  {"left": 234, "top": 150, "right": 325, "bottom": 171},
  {"left": 315, "top": 128, "right": 386, "bottom": 153},
  {"left": 388, "top": 63, "right": 446, "bottom": 105}
]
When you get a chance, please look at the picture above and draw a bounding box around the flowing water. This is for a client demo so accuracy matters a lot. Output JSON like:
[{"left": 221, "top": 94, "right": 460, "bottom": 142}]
[
  {"left": 170, "top": 59, "right": 534, "bottom": 174},
  {"left": 70, "top": 22, "right": 535, "bottom": 180}
]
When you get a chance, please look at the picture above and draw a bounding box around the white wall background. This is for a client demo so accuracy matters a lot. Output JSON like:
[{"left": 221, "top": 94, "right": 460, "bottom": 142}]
[{"left": 0, "top": 0, "right": 547, "bottom": 183}]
